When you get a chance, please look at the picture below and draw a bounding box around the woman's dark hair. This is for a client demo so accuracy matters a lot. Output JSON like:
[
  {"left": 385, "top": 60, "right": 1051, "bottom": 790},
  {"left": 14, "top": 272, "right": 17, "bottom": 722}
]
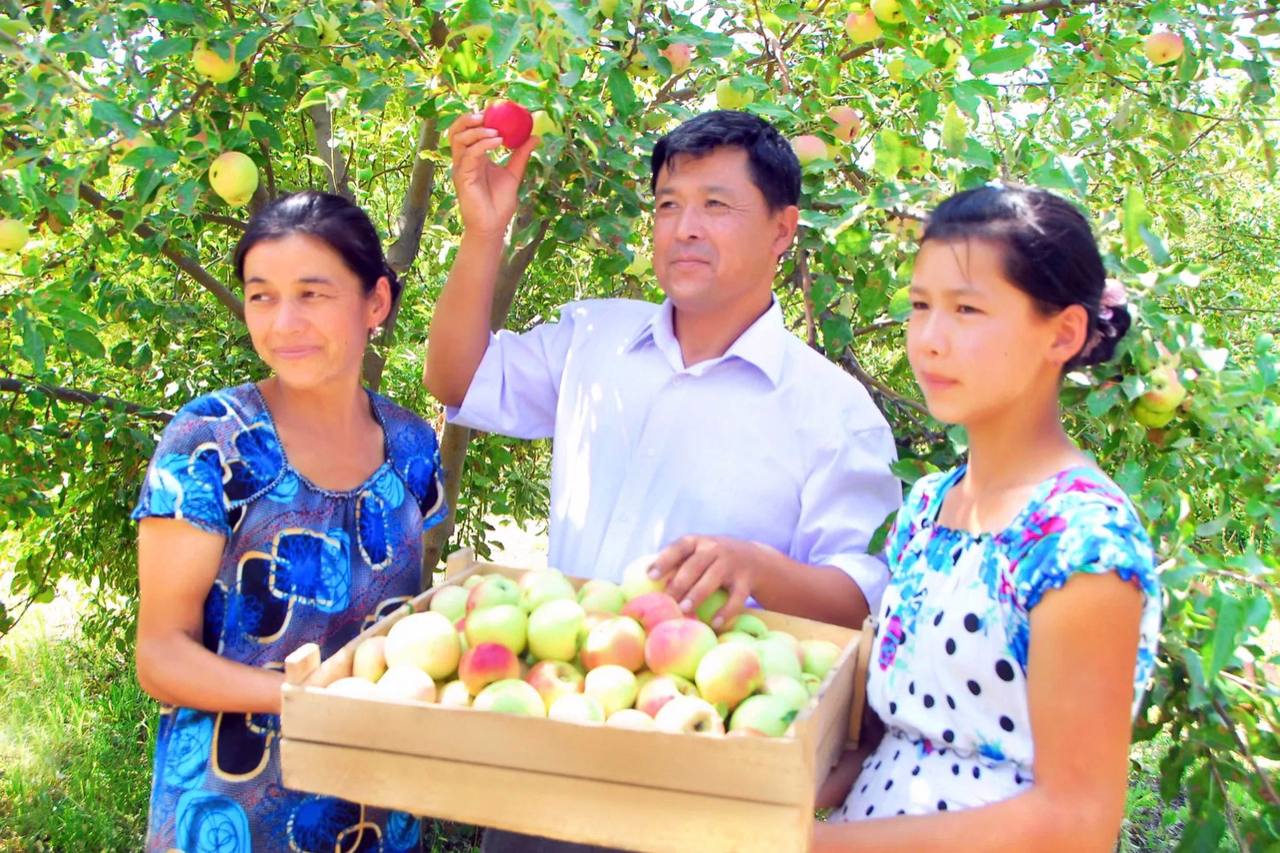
[
  {"left": 233, "top": 191, "right": 401, "bottom": 308},
  {"left": 921, "top": 184, "right": 1130, "bottom": 368},
  {"left": 650, "top": 110, "right": 801, "bottom": 212}
]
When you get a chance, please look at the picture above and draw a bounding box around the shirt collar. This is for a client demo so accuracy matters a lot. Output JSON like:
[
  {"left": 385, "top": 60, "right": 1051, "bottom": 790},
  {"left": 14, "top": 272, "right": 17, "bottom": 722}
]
[{"left": 625, "top": 298, "right": 787, "bottom": 388}]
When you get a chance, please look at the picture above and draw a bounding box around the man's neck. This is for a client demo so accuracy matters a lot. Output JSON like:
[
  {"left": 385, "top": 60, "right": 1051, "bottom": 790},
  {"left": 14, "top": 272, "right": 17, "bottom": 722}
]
[{"left": 672, "top": 292, "right": 773, "bottom": 368}]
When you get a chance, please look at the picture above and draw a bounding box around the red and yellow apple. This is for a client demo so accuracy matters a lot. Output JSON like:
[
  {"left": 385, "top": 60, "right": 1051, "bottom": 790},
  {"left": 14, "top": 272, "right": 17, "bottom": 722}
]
[
  {"left": 578, "top": 579, "right": 626, "bottom": 614},
  {"left": 466, "top": 575, "right": 521, "bottom": 613},
  {"left": 728, "top": 694, "right": 796, "bottom": 737},
  {"left": 525, "top": 659, "right": 584, "bottom": 709},
  {"left": 473, "top": 678, "right": 546, "bottom": 717},
  {"left": 694, "top": 642, "right": 763, "bottom": 711},
  {"left": 654, "top": 695, "right": 724, "bottom": 735},
  {"left": 429, "top": 585, "right": 470, "bottom": 623},
  {"left": 352, "top": 635, "right": 388, "bottom": 682},
  {"left": 375, "top": 664, "right": 437, "bottom": 704},
  {"left": 580, "top": 616, "right": 647, "bottom": 672},
  {"left": 621, "top": 591, "right": 683, "bottom": 632},
  {"left": 465, "top": 603, "right": 528, "bottom": 655},
  {"left": 384, "top": 611, "right": 461, "bottom": 680},
  {"left": 458, "top": 642, "right": 521, "bottom": 695},
  {"left": 584, "top": 664, "right": 639, "bottom": 716},
  {"left": 635, "top": 673, "right": 698, "bottom": 718},
  {"left": 645, "top": 618, "right": 717, "bottom": 681}
]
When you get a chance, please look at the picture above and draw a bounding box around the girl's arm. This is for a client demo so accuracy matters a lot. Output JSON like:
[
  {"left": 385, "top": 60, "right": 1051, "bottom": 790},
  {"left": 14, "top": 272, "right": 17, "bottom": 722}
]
[
  {"left": 812, "top": 570, "right": 1143, "bottom": 852},
  {"left": 135, "top": 517, "right": 284, "bottom": 714}
]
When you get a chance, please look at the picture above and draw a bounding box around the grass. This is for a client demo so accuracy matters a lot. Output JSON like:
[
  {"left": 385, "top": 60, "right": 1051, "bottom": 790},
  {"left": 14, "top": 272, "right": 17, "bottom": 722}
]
[
  {"left": 0, "top": 613, "right": 154, "bottom": 852},
  {"left": 0, "top": 608, "right": 1195, "bottom": 852}
]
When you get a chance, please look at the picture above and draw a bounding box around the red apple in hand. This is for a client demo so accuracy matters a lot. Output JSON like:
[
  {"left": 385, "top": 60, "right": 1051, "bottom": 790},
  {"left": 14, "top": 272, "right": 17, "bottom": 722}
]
[{"left": 483, "top": 101, "right": 533, "bottom": 149}]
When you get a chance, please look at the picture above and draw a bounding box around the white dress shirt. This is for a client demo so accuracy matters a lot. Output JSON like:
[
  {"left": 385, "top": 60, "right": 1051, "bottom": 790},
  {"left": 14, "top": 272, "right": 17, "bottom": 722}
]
[{"left": 447, "top": 297, "right": 901, "bottom": 611}]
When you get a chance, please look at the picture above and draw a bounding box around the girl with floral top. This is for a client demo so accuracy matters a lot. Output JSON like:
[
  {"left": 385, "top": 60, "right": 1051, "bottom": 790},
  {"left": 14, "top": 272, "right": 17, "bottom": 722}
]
[{"left": 813, "top": 185, "right": 1161, "bottom": 851}]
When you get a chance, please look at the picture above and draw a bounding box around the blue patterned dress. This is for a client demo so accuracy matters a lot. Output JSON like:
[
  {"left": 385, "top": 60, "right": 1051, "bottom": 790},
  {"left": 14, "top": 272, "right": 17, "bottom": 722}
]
[
  {"left": 834, "top": 465, "right": 1161, "bottom": 820},
  {"left": 132, "top": 383, "right": 448, "bottom": 852}
]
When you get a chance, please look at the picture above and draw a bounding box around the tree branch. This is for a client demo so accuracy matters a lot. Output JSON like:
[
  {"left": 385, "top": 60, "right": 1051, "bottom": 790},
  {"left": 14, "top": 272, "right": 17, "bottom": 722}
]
[
  {"left": 307, "top": 103, "right": 353, "bottom": 200},
  {"left": 0, "top": 377, "right": 173, "bottom": 423},
  {"left": 386, "top": 118, "right": 442, "bottom": 274}
]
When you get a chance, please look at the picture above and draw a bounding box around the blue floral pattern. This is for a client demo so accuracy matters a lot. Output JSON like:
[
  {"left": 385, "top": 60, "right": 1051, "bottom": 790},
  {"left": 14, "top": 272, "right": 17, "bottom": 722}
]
[
  {"left": 133, "top": 383, "right": 446, "bottom": 851},
  {"left": 835, "top": 465, "right": 1161, "bottom": 821}
]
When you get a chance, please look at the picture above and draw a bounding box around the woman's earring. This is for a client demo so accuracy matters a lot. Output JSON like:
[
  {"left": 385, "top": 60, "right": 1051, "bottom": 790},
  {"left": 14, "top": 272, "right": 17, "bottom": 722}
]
[{"left": 370, "top": 325, "right": 384, "bottom": 339}]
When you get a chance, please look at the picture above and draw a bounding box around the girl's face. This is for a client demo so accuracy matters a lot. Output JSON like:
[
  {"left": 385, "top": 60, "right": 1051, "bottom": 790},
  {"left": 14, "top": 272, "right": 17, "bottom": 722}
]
[
  {"left": 242, "top": 233, "right": 390, "bottom": 392},
  {"left": 906, "top": 238, "right": 1086, "bottom": 427}
]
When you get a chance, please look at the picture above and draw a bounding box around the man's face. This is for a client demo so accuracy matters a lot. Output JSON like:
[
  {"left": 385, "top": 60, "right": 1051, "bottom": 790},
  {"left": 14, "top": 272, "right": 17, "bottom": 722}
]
[{"left": 652, "top": 146, "right": 797, "bottom": 319}]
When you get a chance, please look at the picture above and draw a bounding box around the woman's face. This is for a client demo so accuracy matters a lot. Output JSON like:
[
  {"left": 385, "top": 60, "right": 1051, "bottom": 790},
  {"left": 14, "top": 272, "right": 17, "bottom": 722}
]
[
  {"left": 242, "top": 233, "right": 390, "bottom": 392},
  {"left": 906, "top": 238, "right": 1085, "bottom": 427}
]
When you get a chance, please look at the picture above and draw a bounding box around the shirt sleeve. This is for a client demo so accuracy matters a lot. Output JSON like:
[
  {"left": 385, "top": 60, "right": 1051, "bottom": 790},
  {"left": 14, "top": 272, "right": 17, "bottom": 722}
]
[
  {"left": 130, "top": 407, "right": 232, "bottom": 538},
  {"left": 445, "top": 305, "right": 579, "bottom": 440},
  {"left": 791, "top": 423, "right": 902, "bottom": 616}
]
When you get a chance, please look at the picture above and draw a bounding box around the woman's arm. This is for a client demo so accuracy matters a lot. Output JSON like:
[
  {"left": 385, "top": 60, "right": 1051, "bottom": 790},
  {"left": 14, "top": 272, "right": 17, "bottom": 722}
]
[
  {"left": 135, "top": 517, "right": 284, "bottom": 714},
  {"left": 811, "top": 571, "right": 1144, "bottom": 852}
]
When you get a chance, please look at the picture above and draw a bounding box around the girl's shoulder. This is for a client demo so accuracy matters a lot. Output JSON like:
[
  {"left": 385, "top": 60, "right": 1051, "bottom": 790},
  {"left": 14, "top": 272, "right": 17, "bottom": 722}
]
[{"left": 369, "top": 391, "right": 440, "bottom": 463}]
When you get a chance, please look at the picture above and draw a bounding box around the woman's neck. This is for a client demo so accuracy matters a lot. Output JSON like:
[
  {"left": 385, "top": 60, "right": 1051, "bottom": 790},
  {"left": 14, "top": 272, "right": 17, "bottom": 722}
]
[
  {"left": 961, "top": 401, "right": 1083, "bottom": 496},
  {"left": 258, "top": 375, "right": 372, "bottom": 439}
]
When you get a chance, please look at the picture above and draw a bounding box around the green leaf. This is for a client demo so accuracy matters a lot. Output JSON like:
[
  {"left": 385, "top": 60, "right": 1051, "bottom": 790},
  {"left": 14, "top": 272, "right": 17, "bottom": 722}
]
[
  {"left": 969, "top": 45, "right": 1035, "bottom": 77},
  {"left": 873, "top": 130, "right": 903, "bottom": 179},
  {"left": 942, "top": 102, "right": 968, "bottom": 155},
  {"left": 65, "top": 328, "right": 106, "bottom": 359},
  {"left": 606, "top": 68, "right": 638, "bottom": 115},
  {"left": 18, "top": 308, "right": 45, "bottom": 372},
  {"left": 1086, "top": 384, "right": 1122, "bottom": 417},
  {"left": 546, "top": 0, "right": 590, "bottom": 42},
  {"left": 1203, "top": 591, "right": 1245, "bottom": 682},
  {"left": 90, "top": 100, "right": 141, "bottom": 136},
  {"left": 147, "top": 37, "right": 194, "bottom": 60},
  {"left": 297, "top": 87, "right": 330, "bottom": 111},
  {"left": 1122, "top": 186, "right": 1152, "bottom": 255}
]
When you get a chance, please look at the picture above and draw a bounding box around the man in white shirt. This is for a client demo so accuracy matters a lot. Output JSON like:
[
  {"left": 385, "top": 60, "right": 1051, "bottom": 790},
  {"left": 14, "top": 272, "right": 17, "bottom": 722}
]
[
  {"left": 428, "top": 109, "right": 899, "bottom": 631},
  {"left": 427, "top": 108, "right": 901, "bottom": 852}
]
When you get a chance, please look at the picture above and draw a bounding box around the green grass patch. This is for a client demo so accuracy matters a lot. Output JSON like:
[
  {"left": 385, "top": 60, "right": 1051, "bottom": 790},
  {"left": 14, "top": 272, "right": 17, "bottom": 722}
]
[{"left": 0, "top": 616, "right": 155, "bottom": 852}]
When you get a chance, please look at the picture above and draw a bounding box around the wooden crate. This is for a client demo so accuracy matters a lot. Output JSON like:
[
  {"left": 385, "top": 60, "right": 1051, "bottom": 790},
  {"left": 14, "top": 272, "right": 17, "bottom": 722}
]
[{"left": 281, "top": 550, "right": 874, "bottom": 852}]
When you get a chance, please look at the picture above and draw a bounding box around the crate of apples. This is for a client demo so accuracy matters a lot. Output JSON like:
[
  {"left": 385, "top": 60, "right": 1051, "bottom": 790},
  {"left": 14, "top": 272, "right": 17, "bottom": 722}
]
[{"left": 281, "top": 550, "right": 873, "bottom": 853}]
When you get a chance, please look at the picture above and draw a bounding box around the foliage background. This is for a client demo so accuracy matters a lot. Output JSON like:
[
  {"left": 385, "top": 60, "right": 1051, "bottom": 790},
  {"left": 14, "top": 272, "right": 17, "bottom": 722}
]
[{"left": 0, "top": 0, "right": 1276, "bottom": 849}]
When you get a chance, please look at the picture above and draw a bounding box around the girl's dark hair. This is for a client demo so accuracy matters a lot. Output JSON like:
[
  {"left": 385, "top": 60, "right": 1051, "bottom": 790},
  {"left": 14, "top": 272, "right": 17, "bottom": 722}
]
[
  {"left": 922, "top": 184, "right": 1130, "bottom": 368},
  {"left": 233, "top": 191, "right": 401, "bottom": 308}
]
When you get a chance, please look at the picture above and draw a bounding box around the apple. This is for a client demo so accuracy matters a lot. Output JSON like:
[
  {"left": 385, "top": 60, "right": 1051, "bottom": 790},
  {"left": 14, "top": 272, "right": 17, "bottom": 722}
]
[
  {"left": 843, "top": 9, "right": 882, "bottom": 43},
  {"left": 581, "top": 616, "right": 647, "bottom": 672},
  {"left": 606, "top": 708, "right": 658, "bottom": 730},
  {"left": 660, "top": 42, "right": 692, "bottom": 74},
  {"left": 519, "top": 568, "right": 576, "bottom": 613},
  {"left": 525, "top": 659, "right": 585, "bottom": 709},
  {"left": 463, "top": 574, "right": 487, "bottom": 590},
  {"left": 463, "top": 23, "right": 492, "bottom": 44},
  {"left": 584, "top": 664, "right": 639, "bottom": 716},
  {"left": 548, "top": 693, "right": 605, "bottom": 724},
  {"left": 527, "top": 599, "right": 586, "bottom": 662},
  {"left": 620, "top": 553, "right": 665, "bottom": 600},
  {"left": 473, "top": 678, "right": 546, "bottom": 717},
  {"left": 192, "top": 42, "right": 239, "bottom": 83},
  {"left": 429, "top": 585, "right": 470, "bottom": 623},
  {"left": 800, "top": 672, "right": 823, "bottom": 696},
  {"left": 1133, "top": 400, "right": 1175, "bottom": 429},
  {"left": 829, "top": 106, "right": 862, "bottom": 142},
  {"left": 715, "top": 78, "right": 754, "bottom": 111},
  {"left": 482, "top": 101, "right": 533, "bottom": 149},
  {"left": 578, "top": 579, "right": 626, "bottom": 614},
  {"left": 717, "top": 631, "right": 757, "bottom": 647},
  {"left": 695, "top": 588, "right": 730, "bottom": 625},
  {"left": 621, "top": 592, "right": 683, "bottom": 632},
  {"left": 113, "top": 131, "right": 154, "bottom": 154},
  {"left": 437, "top": 679, "right": 473, "bottom": 707},
  {"left": 0, "top": 219, "right": 29, "bottom": 253},
  {"left": 755, "top": 634, "right": 804, "bottom": 679},
  {"left": 384, "top": 611, "right": 461, "bottom": 680},
  {"left": 465, "top": 603, "right": 527, "bottom": 655},
  {"left": 871, "top": 0, "right": 905, "bottom": 24},
  {"left": 886, "top": 57, "right": 907, "bottom": 83},
  {"left": 635, "top": 673, "right": 698, "bottom": 717},
  {"left": 645, "top": 618, "right": 717, "bottom": 681},
  {"left": 729, "top": 694, "right": 797, "bottom": 737},
  {"left": 725, "top": 613, "right": 768, "bottom": 639},
  {"left": 466, "top": 575, "right": 520, "bottom": 613},
  {"left": 208, "top": 151, "right": 258, "bottom": 208},
  {"left": 375, "top": 664, "right": 437, "bottom": 704},
  {"left": 1141, "top": 365, "right": 1186, "bottom": 412},
  {"left": 694, "top": 643, "right": 763, "bottom": 712},
  {"left": 654, "top": 695, "right": 724, "bottom": 735},
  {"left": 327, "top": 676, "right": 377, "bottom": 698},
  {"left": 801, "top": 639, "right": 843, "bottom": 680},
  {"left": 1144, "top": 32, "right": 1184, "bottom": 66},
  {"left": 458, "top": 642, "right": 521, "bottom": 695},
  {"left": 791, "top": 135, "right": 828, "bottom": 167},
  {"left": 760, "top": 673, "right": 811, "bottom": 712},
  {"left": 351, "top": 635, "right": 388, "bottom": 682}
]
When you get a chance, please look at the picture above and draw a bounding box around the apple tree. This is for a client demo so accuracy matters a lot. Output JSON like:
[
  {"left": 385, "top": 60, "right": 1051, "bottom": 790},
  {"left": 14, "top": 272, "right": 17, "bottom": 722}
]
[{"left": 0, "top": 0, "right": 1276, "bottom": 845}]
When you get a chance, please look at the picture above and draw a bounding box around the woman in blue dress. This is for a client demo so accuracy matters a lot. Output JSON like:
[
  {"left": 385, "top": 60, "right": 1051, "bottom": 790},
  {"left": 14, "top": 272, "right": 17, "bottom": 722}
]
[
  {"left": 133, "top": 191, "right": 447, "bottom": 852},
  {"left": 813, "top": 185, "right": 1161, "bottom": 850}
]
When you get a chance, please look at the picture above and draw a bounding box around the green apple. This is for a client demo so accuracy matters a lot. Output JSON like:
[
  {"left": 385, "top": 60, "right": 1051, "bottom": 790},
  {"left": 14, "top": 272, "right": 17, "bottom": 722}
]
[
  {"left": 327, "top": 676, "right": 377, "bottom": 698},
  {"left": 715, "top": 78, "right": 754, "bottom": 110},
  {"left": 437, "top": 679, "right": 472, "bottom": 707},
  {"left": 1140, "top": 364, "right": 1186, "bottom": 412},
  {"left": 653, "top": 695, "right": 724, "bottom": 735},
  {"left": 192, "top": 42, "right": 239, "bottom": 84},
  {"left": 578, "top": 579, "right": 626, "bottom": 614},
  {"left": 208, "top": 151, "right": 258, "bottom": 208},
  {"left": 465, "top": 603, "right": 528, "bottom": 655},
  {"left": 429, "top": 585, "right": 469, "bottom": 623},
  {"left": 584, "top": 664, "right": 639, "bottom": 716},
  {"left": 519, "top": 569, "right": 576, "bottom": 613},
  {"left": 725, "top": 613, "right": 769, "bottom": 639},
  {"left": 620, "top": 553, "right": 665, "bottom": 600},
  {"left": 474, "top": 678, "right": 546, "bottom": 717},
  {"left": 385, "top": 611, "right": 461, "bottom": 680},
  {"left": 844, "top": 8, "right": 882, "bottom": 43},
  {"left": 755, "top": 634, "right": 804, "bottom": 679},
  {"left": 527, "top": 599, "right": 586, "bottom": 662},
  {"left": 351, "top": 635, "right": 388, "bottom": 682},
  {"left": 800, "top": 639, "right": 843, "bottom": 680},
  {"left": 1133, "top": 399, "right": 1175, "bottom": 429},
  {"left": 467, "top": 574, "right": 520, "bottom": 612},
  {"left": 374, "top": 664, "right": 437, "bottom": 704},
  {"left": 0, "top": 219, "right": 29, "bottom": 252},
  {"left": 760, "top": 673, "right": 810, "bottom": 712},
  {"left": 871, "top": 0, "right": 905, "bottom": 24},
  {"left": 548, "top": 693, "right": 605, "bottom": 724},
  {"left": 695, "top": 588, "right": 730, "bottom": 625},
  {"left": 729, "top": 694, "right": 797, "bottom": 737},
  {"left": 695, "top": 643, "right": 763, "bottom": 712},
  {"left": 606, "top": 708, "right": 658, "bottom": 730},
  {"left": 531, "top": 110, "right": 561, "bottom": 137},
  {"left": 525, "top": 659, "right": 585, "bottom": 708}
]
